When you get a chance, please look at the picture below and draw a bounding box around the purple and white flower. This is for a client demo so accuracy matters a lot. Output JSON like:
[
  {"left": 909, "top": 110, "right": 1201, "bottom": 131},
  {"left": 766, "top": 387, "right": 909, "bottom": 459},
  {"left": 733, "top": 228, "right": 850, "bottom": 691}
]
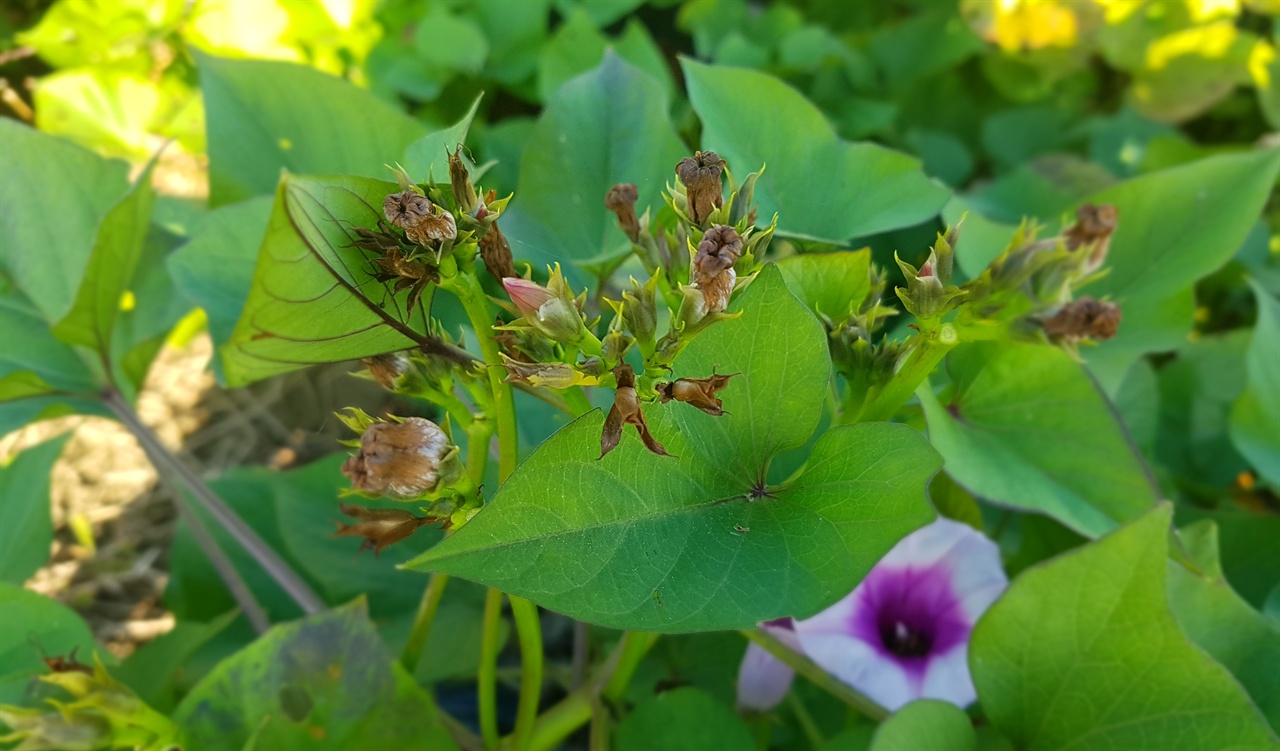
[{"left": 736, "top": 518, "right": 1007, "bottom": 713}]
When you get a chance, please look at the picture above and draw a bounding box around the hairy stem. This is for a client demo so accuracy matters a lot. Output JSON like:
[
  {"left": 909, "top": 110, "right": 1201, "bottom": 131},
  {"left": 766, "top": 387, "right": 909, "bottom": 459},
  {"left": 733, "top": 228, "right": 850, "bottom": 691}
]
[
  {"left": 740, "top": 629, "right": 887, "bottom": 722},
  {"left": 855, "top": 323, "right": 957, "bottom": 423},
  {"left": 103, "top": 389, "right": 325, "bottom": 617},
  {"left": 400, "top": 572, "right": 450, "bottom": 673},
  {"left": 478, "top": 587, "right": 505, "bottom": 750},
  {"left": 508, "top": 596, "right": 544, "bottom": 751},
  {"left": 447, "top": 273, "right": 518, "bottom": 482}
]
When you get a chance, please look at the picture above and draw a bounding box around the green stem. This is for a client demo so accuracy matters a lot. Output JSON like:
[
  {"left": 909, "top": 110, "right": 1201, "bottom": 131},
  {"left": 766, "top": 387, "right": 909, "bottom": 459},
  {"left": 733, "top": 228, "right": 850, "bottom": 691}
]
[
  {"left": 740, "top": 629, "right": 888, "bottom": 722},
  {"left": 465, "top": 418, "right": 493, "bottom": 488},
  {"left": 508, "top": 596, "right": 544, "bottom": 751},
  {"left": 400, "top": 573, "right": 450, "bottom": 673},
  {"left": 602, "top": 632, "right": 659, "bottom": 702},
  {"left": 563, "top": 386, "right": 595, "bottom": 417},
  {"left": 857, "top": 323, "right": 958, "bottom": 423},
  {"left": 448, "top": 273, "right": 518, "bottom": 482},
  {"left": 479, "top": 587, "right": 505, "bottom": 750},
  {"left": 787, "top": 692, "right": 824, "bottom": 750}
]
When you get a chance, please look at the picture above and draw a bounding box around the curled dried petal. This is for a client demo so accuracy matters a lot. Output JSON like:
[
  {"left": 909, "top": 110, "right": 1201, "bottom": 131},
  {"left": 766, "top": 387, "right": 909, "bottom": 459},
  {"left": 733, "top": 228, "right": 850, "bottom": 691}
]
[
  {"left": 657, "top": 372, "right": 740, "bottom": 416},
  {"left": 361, "top": 352, "right": 410, "bottom": 390},
  {"left": 605, "top": 183, "right": 641, "bottom": 241},
  {"left": 1042, "top": 297, "right": 1122, "bottom": 341},
  {"left": 675, "top": 151, "right": 726, "bottom": 224},
  {"left": 695, "top": 225, "right": 743, "bottom": 276},
  {"left": 341, "top": 417, "right": 451, "bottom": 499},
  {"left": 1064, "top": 203, "right": 1118, "bottom": 274},
  {"left": 600, "top": 364, "right": 671, "bottom": 459},
  {"left": 384, "top": 190, "right": 433, "bottom": 230},
  {"left": 479, "top": 222, "right": 516, "bottom": 280},
  {"left": 335, "top": 502, "right": 432, "bottom": 556},
  {"left": 699, "top": 266, "right": 736, "bottom": 315}
]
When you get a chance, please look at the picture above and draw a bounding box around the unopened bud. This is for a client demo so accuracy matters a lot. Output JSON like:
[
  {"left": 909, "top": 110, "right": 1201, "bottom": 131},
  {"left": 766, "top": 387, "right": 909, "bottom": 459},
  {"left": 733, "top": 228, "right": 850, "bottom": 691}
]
[
  {"left": 602, "top": 329, "right": 633, "bottom": 362},
  {"left": 335, "top": 502, "right": 432, "bottom": 556},
  {"left": 1064, "top": 203, "right": 1118, "bottom": 275},
  {"left": 675, "top": 151, "right": 726, "bottom": 225},
  {"left": 341, "top": 417, "right": 459, "bottom": 499},
  {"left": 605, "top": 183, "right": 641, "bottom": 242},
  {"left": 479, "top": 222, "right": 516, "bottom": 280},
  {"left": 1042, "top": 297, "right": 1121, "bottom": 341},
  {"left": 503, "top": 275, "right": 586, "bottom": 344},
  {"left": 657, "top": 372, "right": 739, "bottom": 416},
  {"left": 449, "top": 146, "right": 479, "bottom": 214},
  {"left": 620, "top": 276, "right": 658, "bottom": 346},
  {"left": 894, "top": 252, "right": 964, "bottom": 320},
  {"left": 677, "top": 285, "right": 709, "bottom": 330}
]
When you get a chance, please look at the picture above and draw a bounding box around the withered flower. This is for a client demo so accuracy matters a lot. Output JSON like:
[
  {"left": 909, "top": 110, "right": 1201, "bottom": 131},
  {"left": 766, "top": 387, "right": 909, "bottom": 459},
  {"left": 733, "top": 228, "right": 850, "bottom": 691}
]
[
  {"left": 1063, "top": 203, "right": 1118, "bottom": 274},
  {"left": 361, "top": 352, "right": 410, "bottom": 390},
  {"left": 479, "top": 221, "right": 516, "bottom": 280},
  {"left": 335, "top": 502, "right": 433, "bottom": 557},
  {"left": 657, "top": 372, "right": 739, "bottom": 416},
  {"left": 693, "top": 225, "right": 743, "bottom": 314},
  {"left": 676, "top": 151, "right": 726, "bottom": 224},
  {"left": 341, "top": 417, "right": 453, "bottom": 499},
  {"left": 384, "top": 190, "right": 457, "bottom": 246},
  {"left": 501, "top": 355, "right": 600, "bottom": 389},
  {"left": 601, "top": 364, "right": 671, "bottom": 459},
  {"left": 449, "top": 146, "right": 479, "bottom": 213},
  {"left": 605, "top": 183, "right": 641, "bottom": 242},
  {"left": 1042, "top": 297, "right": 1122, "bottom": 341}
]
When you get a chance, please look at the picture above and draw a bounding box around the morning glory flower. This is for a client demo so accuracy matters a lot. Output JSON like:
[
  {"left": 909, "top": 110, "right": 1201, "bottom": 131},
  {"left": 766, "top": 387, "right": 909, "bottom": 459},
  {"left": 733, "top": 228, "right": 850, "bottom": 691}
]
[
  {"left": 736, "top": 619, "right": 798, "bottom": 712},
  {"left": 736, "top": 518, "right": 1007, "bottom": 713}
]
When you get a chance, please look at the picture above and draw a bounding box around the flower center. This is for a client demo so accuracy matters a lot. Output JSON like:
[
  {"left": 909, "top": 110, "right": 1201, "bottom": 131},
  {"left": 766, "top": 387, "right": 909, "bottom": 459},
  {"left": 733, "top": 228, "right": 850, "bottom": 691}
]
[{"left": 879, "top": 619, "right": 933, "bottom": 658}]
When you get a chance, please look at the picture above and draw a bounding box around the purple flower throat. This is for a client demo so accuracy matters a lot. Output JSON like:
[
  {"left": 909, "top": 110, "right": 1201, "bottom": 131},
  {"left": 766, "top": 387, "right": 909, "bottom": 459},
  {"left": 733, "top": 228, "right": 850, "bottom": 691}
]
[{"left": 852, "top": 564, "right": 970, "bottom": 664}]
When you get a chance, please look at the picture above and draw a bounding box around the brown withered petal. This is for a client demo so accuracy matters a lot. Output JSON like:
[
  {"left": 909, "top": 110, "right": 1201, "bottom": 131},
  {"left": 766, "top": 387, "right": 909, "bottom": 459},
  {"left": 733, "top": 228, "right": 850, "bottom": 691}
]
[
  {"left": 1042, "top": 297, "right": 1122, "bottom": 341},
  {"left": 699, "top": 266, "right": 736, "bottom": 315},
  {"left": 675, "top": 151, "right": 726, "bottom": 224},
  {"left": 384, "top": 190, "right": 433, "bottom": 230},
  {"left": 341, "top": 417, "right": 451, "bottom": 499},
  {"left": 1063, "top": 203, "right": 1118, "bottom": 272},
  {"left": 479, "top": 222, "right": 516, "bottom": 280},
  {"left": 335, "top": 502, "right": 432, "bottom": 557},
  {"left": 405, "top": 210, "right": 457, "bottom": 245},
  {"left": 605, "top": 183, "right": 641, "bottom": 241},
  {"left": 657, "top": 372, "right": 740, "bottom": 416},
  {"left": 449, "top": 147, "right": 478, "bottom": 212},
  {"left": 600, "top": 365, "right": 671, "bottom": 459},
  {"left": 362, "top": 352, "right": 410, "bottom": 390},
  {"left": 694, "top": 225, "right": 743, "bottom": 276}
]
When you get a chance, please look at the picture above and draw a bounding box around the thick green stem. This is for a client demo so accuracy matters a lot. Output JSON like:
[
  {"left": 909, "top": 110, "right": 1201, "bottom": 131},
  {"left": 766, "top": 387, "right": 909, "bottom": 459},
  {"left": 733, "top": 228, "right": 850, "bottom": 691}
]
[
  {"left": 740, "top": 629, "right": 887, "bottom": 722},
  {"left": 400, "top": 573, "right": 450, "bottom": 673},
  {"left": 465, "top": 418, "right": 493, "bottom": 488},
  {"left": 856, "top": 323, "right": 958, "bottom": 423},
  {"left": 479, "top": 587, "right": 505, "bottom": 750},
  {"left": 448, "top": 273, "right": 518, "bottom": 482},
  {"left": 602, "top": 631, "right": 659, "bottom": 702},
  {"left": 507, "top": 596, "right": 544, "bottom": 751}
]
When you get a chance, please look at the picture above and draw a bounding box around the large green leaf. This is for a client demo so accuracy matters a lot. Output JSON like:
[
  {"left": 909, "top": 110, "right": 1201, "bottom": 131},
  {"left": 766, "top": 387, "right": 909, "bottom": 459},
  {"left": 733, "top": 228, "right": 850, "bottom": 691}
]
[
  {"left": 406, "top": 266, "right": 939, "bottom": 631},
  {"left": 52, "top": 163, "right": 156, "bottom": 355},
  {"left": 776, "top": 249, "right": 872, "bottom": 321},
  {"left": 537, "top": 11, "right": 675, "bottom": 103},
  {"left": 197, "top": 53, "right": 426, "bottom": 206},
  {"left": 0, "top": 119, "right": 129, "bottom": 323},
  {"left": 920, "top": 343, "right": 1158, "bottom": 538},
  {"left": 221, "top": 174, "right": 432, "bottom": 386},
  {"left": 500, "top": 53, "right": 686, "bottom": 275},
  {"left": 173, "top": 601, "right": 456, "bottom": 751},
  {"left": 0, "top": 436, "right": 68, "bottom": 585},
  {"left": 870, "top": 699, "right": 976, "bottom": 751},
  {"left": 167, "top": 197, "right": 273, "bottom": 353},
  {"left": 682, "top": 59, "right": 949, "bottom": 243},
  {"left": 614, "top": 687, "right": 754, "bottom": 751},
  {"left": 971, "top": 505, "right": 1279, "bottom": 750},
  {"left": 0, "top": 583, "right": 99, "bottom": 706},
  {"left": 400, "top": 96, "right": 482, "bottom": 182},
  {"left": 1169, "top": 520, "right": 1280, "bottom": 731},
  {"left": 1231, "top": 280, "right": 1280, "bottom": 487}
]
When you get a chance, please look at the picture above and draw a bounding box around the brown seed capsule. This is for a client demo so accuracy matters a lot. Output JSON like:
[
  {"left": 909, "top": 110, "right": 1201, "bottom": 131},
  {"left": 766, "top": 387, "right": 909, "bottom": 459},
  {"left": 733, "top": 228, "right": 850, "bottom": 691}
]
[
  {"left": 1063, "top": 203, "right": 1118, "bottom": 274},
  {"left": 383, "top": 190, "right": 457, "bottom": 246},
  {"left": 361, "top": 352, "right": 410, "bottom": 390},
  {"left": 479, "top": 221, "right": 516, "bottom": 280},
  {"left": 600, "top": 364, "right": 671, "bottom": 459},
  {"left": 675, "top": 151, "right": 726, "bottom": 224},
  {"left": 605, "top": 183, "right": 641, "bottom": 242},
  {"left": 1042, "top": 297, "right": 1122, "bottom": 341},
  {"left": 335, "top": 502, "right": 432, "bottom": 557},
  {"left": 657, "top": 372, "right": 740, "bottom": 416},
  {"left": 692, "top": 225, "right": 742, "bottom": 314},
  {"left": 341, "top": 417, "right": 452, "bottom": 499}
]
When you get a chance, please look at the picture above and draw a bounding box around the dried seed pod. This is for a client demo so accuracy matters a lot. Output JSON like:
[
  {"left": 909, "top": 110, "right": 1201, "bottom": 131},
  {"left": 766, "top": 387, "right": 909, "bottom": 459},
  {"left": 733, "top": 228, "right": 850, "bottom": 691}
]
[
  {"left": 693, "top": 225, "right": 743, "bottom": 314},
  {"left": 341, "top": 417, "right": 453, "bottom": 499},
  {"left": 601, "top": 364, "right": 671, "bottom": 459},
  {"left": 335, "top": 502, "right": 432, "bottom": 557},
  {"left": 1042, "top": 297, "right": 1122, "bottom": 341},
  {"left": 449, "top": 146, "right": 478, "bottom": 213},
  {"left": 699, "top": 266, "right": 737, "bottom": 315},
  {"left": 361, "top": 352, "right": 410, "bottom": 390},
  {"left": 605, "top": 183, "right": 641, "bottom": 242},
  {"left": 383, "top": 190, "right": 457, "bottom": 246},
  {"left": 479, "top": 221, "right": 516, "bottom": 280},
  {"left": 1063, "top": 203, "right": 1118, "bottom": 275},
  {"left": 657, "top": 372, "right": 740, "bottom": 416},
  {"left": 675, "top": 151, "right": 726, "bottom": 224}
]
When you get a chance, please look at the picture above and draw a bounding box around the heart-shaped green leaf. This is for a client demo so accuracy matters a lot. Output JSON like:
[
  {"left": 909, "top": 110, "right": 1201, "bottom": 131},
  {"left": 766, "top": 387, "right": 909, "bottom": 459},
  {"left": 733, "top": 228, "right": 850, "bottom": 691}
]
[
  {"left": 920, "top": 343, "right": 1158, "bottom": 538},
  {"left": 406, "top": 266, "right": 939, "bottom": 632},
  {"left": 870, "top": 699, "right": 976, "bottom": 751},
  {"left": 971, "top": 504, "right": 1278, "bottom": 750},
  {"left": 221, "top": 174, "right": 433, "bottom": 386},
  {"left": 173, "top": 601, "right": 456, "bottom": 751},
  {"left": 682, "top": 59, "right": 949, "bottom": 243}
]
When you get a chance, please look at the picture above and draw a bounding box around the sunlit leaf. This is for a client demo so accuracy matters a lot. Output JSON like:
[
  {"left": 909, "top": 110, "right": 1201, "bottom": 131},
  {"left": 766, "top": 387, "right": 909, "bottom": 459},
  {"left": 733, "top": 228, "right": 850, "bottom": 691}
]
[{"left": 870, "top": 699, "right": 976, "bottom": 751}]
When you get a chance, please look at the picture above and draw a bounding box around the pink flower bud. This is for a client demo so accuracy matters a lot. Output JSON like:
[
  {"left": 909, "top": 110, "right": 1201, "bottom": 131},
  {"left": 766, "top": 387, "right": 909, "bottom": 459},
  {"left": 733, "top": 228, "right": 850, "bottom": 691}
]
[{"left": 503, "top": 277, "right": 556, "bottom": 320}]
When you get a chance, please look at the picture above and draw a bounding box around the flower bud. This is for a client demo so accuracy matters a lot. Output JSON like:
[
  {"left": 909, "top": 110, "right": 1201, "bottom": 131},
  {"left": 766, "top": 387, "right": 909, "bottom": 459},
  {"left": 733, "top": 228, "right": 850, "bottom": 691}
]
[
  {"left": 1063, "top": 203, "right": 1118, "bottom": 276},
  {"left": 479, "top": 222, "right": 516, "bottom": 280},
  {"left": 605, "top": 183, "right": 641, "bottom": 242},
  {"left": 341, "top": 417, "right": 461, "bottom": 500},
  {"left": 894, "top": 252, "right": 965, "bottom": 320},
  {"left": 620, "top": 276, "right": 658, "bottom": 348},
  {"left": 675, "top": 151, "right": 726, "bottom": 225},
  {"left": 1042, "top": 297, "right": 1121, "bottom": 341},
  {"left": 657, "top": 372, "right": 739, "bottom": 416},
  {"left": 449, "top": 146, "right": 479, "bottom": 214},
  {"left": 600, "top": 364, "right": 671, "bottom": 459},
  {"left": 503, "top": 274, "right": 587, "bottom": 344},
  {"left": 601, "top": 329, "right": 634, "bottom": 363},
  {"left": 335, "top": 502, "right": 432, "bottom": 557}
]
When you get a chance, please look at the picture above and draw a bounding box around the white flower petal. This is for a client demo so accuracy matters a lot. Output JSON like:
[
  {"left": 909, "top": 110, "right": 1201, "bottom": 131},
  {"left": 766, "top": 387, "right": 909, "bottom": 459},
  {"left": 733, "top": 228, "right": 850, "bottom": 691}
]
[
  {"left": 921, "top": 645, "right": 977, "bottom": 708},
  {"left": 736, "top": 641, "right": 795, "bottom": 711},
  {"left": 794, "top": 630, "right": 916, "bottom": 712}
]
